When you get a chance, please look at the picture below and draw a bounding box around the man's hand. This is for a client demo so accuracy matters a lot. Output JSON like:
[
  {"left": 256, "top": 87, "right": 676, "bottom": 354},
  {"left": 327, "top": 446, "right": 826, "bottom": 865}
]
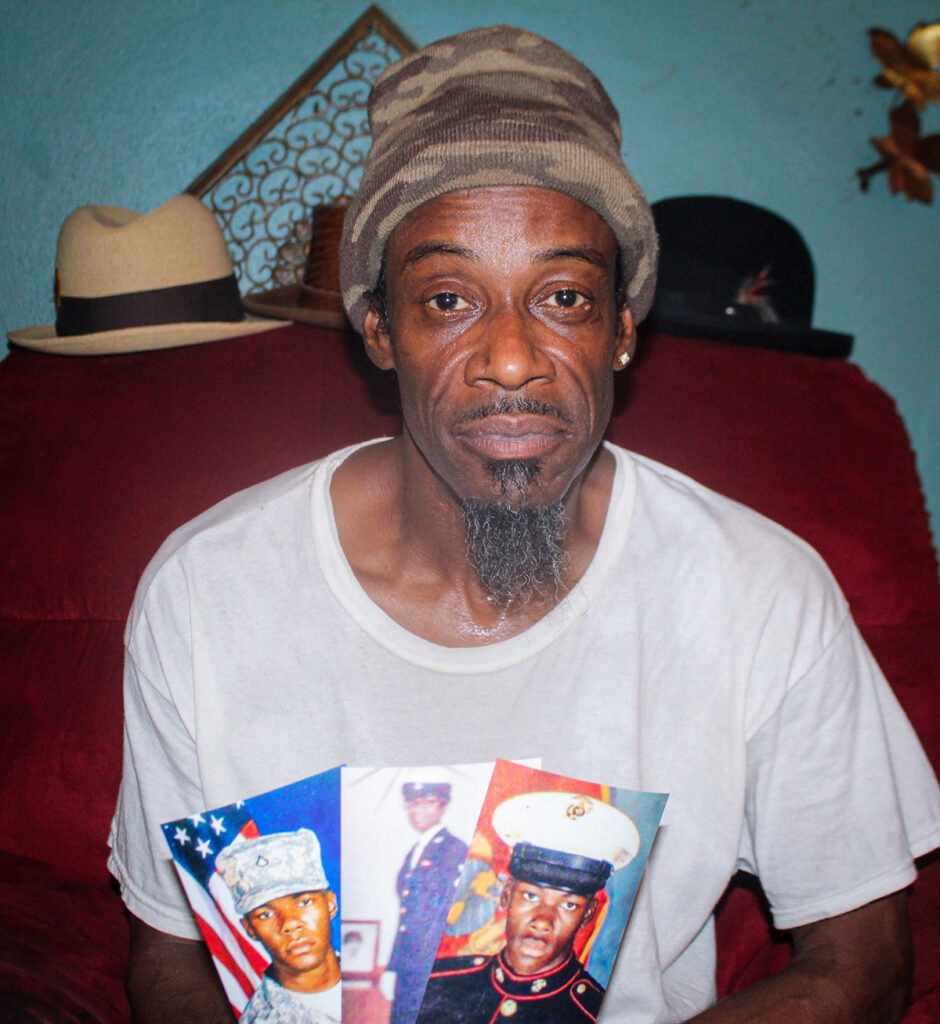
[
  {"left": 689, "top": 891, "right": 912, "bottom": 1023},
  {"left": 126, "top": 913, "right": 236, "bottom": 1024}
]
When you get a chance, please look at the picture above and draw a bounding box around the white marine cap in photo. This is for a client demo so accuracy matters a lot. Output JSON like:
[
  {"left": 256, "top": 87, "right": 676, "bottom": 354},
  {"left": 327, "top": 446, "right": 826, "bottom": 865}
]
[{"left": 493, "top": 791, "right": 641, "bottom": 896}]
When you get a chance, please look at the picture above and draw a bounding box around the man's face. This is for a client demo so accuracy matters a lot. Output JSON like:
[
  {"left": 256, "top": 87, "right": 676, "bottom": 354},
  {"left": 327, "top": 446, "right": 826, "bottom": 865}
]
[
  {"left": 363, "top": 186, "right": 635, "bottom": 508},
  {"left": 500, "top": 879, "right": 597, "bottom": 975},
  {"left": 406, "top": 794, "right": 447, "bottom": 832},
  {"left": 243, "top": 889, "right": 337, "bottom": 986}
]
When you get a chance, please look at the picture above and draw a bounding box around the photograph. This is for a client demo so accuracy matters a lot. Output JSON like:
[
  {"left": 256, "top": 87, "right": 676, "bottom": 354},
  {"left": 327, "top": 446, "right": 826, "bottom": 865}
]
[
  {"left": 163, "top": 766, "right": 342, "bottom": 1022},
  {"left": 340, "top": 920, "right": 381, "bottom": 977},
  {"left": 415, "top": 759, "right": 668, "bottom": 1024},
  {"left": 341, "top": 762, "right": 512, "bottom": 1024}
]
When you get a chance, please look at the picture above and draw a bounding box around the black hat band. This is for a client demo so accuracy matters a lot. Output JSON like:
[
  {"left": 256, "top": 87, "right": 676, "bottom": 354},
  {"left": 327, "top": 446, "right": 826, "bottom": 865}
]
[
  {"left": 509, "top": 842, "right": 612, "bottom": 896},
  {"left": 403, "top": 782, "right": 451, "bottom": 802},
  {"left": 55, "top": 274, "right": 244, "bottom": 337}
]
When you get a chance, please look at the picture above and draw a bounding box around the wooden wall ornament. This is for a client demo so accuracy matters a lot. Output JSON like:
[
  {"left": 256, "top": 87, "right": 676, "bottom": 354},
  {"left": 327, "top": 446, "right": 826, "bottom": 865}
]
[
  {"left": 857, "top": 20, "right": 940, "bottom": 203},
  {"left": 188, "top": 6, "right": 414, "bottom": 293}
]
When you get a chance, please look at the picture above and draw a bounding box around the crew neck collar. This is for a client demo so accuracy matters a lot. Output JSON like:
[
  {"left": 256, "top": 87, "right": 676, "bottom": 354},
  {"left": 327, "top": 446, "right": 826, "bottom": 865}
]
[{"left": 312, "top": 440, "right": 637, "bottom": 674}]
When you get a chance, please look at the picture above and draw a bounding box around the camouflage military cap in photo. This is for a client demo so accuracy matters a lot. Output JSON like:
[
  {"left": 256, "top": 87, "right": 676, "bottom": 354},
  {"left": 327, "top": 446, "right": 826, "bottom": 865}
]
[
  {"left": 340, "top": 25, "right": 658, "bottom": 333},
  {"left": 215, "top": 828, "right": 330, "bottom": 916}
]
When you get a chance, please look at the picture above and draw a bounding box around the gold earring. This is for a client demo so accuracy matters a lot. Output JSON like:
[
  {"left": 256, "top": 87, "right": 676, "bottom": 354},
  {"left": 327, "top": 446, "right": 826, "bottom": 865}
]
[{"left": 617, "top": 351, "right": 631, "bottom": 368}]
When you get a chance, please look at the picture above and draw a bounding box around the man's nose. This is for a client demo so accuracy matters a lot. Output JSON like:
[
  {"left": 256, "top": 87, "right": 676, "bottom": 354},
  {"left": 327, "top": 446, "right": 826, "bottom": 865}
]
[
  {"left": 464, "top": 307, "right": 554, "bottom": 390},
  {"left": 280, "top": 912, "right": 303, "bottom": 933},
  {"left": 529, "top": 904, "right": 558, "bottom": 930}
]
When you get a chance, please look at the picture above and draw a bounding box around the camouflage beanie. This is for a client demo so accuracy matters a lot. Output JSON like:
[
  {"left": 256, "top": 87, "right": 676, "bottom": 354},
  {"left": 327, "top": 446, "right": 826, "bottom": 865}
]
[{"left": 339, "top": 25, "right": 658, "bottom": 333}]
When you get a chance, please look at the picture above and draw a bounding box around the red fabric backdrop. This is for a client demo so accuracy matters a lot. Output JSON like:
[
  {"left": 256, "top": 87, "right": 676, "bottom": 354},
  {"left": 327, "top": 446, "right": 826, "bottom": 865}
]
[{"left": 0, "top": 323, "right": 936, "bottom": 1021}]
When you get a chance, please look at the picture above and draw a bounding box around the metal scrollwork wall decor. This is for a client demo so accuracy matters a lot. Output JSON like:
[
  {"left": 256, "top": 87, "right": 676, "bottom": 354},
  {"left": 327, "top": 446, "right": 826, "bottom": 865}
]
[{"left": 188, "top": 6, "right": 414, "bottom": 292}]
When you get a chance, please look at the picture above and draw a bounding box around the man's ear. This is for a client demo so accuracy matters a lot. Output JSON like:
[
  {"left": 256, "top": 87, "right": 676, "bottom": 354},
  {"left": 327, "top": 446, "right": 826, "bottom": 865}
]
[
  {"left": 581, "top": 898, "right": 599, "bottom": 927},
  {"left": 242, "top": 917, "right": 258, "bottom": 941},
  {"left": 499, "top": 881, "right": 514, "bottom": 911},
  {"left": 326, "top": 891, "right": 338, "bottom": 920},
  {"left": 362, "top": 306, "right": 396, "bottom": 371},
  {"left": 613, "top": 306, "right": 637, "bottom": 370}
]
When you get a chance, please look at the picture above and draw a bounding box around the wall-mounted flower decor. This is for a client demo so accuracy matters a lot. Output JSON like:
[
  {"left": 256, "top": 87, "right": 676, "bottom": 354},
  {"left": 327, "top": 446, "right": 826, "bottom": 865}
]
[{"left": 857, "top": 21, "right": 940, "bottom": 203}]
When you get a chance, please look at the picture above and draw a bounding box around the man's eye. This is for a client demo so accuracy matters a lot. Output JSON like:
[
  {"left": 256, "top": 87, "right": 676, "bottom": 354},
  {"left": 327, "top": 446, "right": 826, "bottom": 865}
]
[
  {"left": 254, "top": 909, "right": 273, "bottom": 920},
  {"left": 427, "top": 292, "right": 469, "bottom": 312},
  {"left": 546, "top": 289, "right": 588, "bottom": 309},
  {"left": 522, "top": 890, "right": 540, "bottom": 902},
  {"left": 561, "top": 900, "right": 578, "bottom": 911}
]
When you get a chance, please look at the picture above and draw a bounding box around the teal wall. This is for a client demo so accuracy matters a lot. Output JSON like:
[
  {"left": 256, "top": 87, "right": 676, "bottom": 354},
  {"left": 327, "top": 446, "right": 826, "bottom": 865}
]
[{"left": 2, "top": 0, "right": 937, "bottom": 539}]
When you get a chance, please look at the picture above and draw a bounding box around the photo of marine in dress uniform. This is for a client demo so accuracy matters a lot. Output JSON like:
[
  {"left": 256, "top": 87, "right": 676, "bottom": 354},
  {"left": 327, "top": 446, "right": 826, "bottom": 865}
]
[
  {"left": 415, "top": 790, "right": 641, "bottom": 1024},
  {"left": 386, "top": 778, "right": 470, "bottom": 1024}
]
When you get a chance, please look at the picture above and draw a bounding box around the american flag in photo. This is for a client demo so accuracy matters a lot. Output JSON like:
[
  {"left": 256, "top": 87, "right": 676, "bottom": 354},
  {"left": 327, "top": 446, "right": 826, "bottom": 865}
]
[{"left": 162, "top": 803, "right": 269, "bottom": 1015}]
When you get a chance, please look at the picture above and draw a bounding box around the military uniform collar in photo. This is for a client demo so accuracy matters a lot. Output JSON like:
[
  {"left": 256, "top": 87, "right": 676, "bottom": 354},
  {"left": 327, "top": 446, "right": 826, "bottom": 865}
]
[
  {"left": 646, "top": 195, "right": 853, "bottom": 358},
  {"left": 493, "top": 791, "right": 640, "bottom": 896},
  {"left": 8, "top": 194, "right": 285, "bottom": 356}
]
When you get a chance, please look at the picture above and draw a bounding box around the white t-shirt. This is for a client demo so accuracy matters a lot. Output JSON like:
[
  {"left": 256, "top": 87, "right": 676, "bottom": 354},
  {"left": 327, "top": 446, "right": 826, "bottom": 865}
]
[{"left": 108, "top": 441, "right": 940, "bottom": 1023}]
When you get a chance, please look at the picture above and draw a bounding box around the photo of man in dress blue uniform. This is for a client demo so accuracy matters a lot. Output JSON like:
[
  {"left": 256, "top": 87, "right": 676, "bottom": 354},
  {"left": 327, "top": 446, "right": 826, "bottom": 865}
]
[
  {"left": 415, "top": 791, "right": 640, "bottom": 1024},
  {"left": 386, "top": 779, "right": 469, "bottom": 1024}
]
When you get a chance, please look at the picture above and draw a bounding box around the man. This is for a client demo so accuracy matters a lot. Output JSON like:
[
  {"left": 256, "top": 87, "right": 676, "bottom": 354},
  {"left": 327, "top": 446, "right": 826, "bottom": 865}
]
[
  {"left": 416, "top": 790, "right": 640, "bottom": 1024},
  {"left": 109, "top": 25, "right": 940, "bottom": 1024},
  {"left": 386, "top": 780, "right": 469, "bottom": 1024},
  {"left": 215, "top": 830, "right": 341, "bottom": 1024}
]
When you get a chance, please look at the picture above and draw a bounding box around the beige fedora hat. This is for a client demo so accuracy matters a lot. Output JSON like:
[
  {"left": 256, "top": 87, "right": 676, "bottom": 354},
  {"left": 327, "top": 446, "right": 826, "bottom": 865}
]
[{"left": 8, "top": 194, "right": 286, "bottom": 355}]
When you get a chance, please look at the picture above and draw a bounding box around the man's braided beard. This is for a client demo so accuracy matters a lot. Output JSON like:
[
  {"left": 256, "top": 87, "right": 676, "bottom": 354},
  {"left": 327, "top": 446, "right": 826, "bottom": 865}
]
[{"left": 461, "top": 458, "right": 568, "bottom": 607}]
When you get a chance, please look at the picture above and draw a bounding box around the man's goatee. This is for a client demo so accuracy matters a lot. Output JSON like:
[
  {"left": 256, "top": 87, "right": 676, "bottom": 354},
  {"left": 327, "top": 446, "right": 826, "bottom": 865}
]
[{"left": 461, "top": 458, "right": 567, "bottom": 606}]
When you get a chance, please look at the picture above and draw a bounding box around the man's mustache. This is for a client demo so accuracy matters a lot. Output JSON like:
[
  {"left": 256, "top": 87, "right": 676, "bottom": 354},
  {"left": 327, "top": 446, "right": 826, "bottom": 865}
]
[{"left": 454, "top": 395, "right": 573, "bottom": 427}]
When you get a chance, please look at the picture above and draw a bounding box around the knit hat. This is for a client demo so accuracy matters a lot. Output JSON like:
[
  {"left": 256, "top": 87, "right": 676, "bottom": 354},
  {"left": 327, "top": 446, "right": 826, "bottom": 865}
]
[{"left": 340, "top": 25, "right": 658, "bottom": 333}]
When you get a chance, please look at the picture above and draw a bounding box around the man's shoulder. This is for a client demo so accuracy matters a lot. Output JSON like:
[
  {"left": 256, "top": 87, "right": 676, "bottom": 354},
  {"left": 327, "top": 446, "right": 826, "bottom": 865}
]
[
  {"left": 134, "top": 441, "right": 375, "bottom": 602},
  {"left": 240, "top": 974, "right": 275, "bottom": 1021},
  {"left": 174, "top": 459, "right": 319, "bottom": 542},
  {"left": 129, "top": 459, "right": 316, "bottom": 611},
  {"left": 416, "top": 957, "right": 494, "bottom": 1024},
  {"left": 427, "top": 954, "right": 492, "bottom": 979},
  {"left": 612, "top": 443, "right": 844, "bottom": 596},
  {"left": 567, "top": 964, "right": 604, "bottom": 1015},
  {"left": 242, "top": 973, "right": 339, "bottom": 1024},
  {"left": 616, "top": 443, "right": 787, "bottom": 528},
  {"left": 435, "top": 827, "right": 470, "bottom": 854}
]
